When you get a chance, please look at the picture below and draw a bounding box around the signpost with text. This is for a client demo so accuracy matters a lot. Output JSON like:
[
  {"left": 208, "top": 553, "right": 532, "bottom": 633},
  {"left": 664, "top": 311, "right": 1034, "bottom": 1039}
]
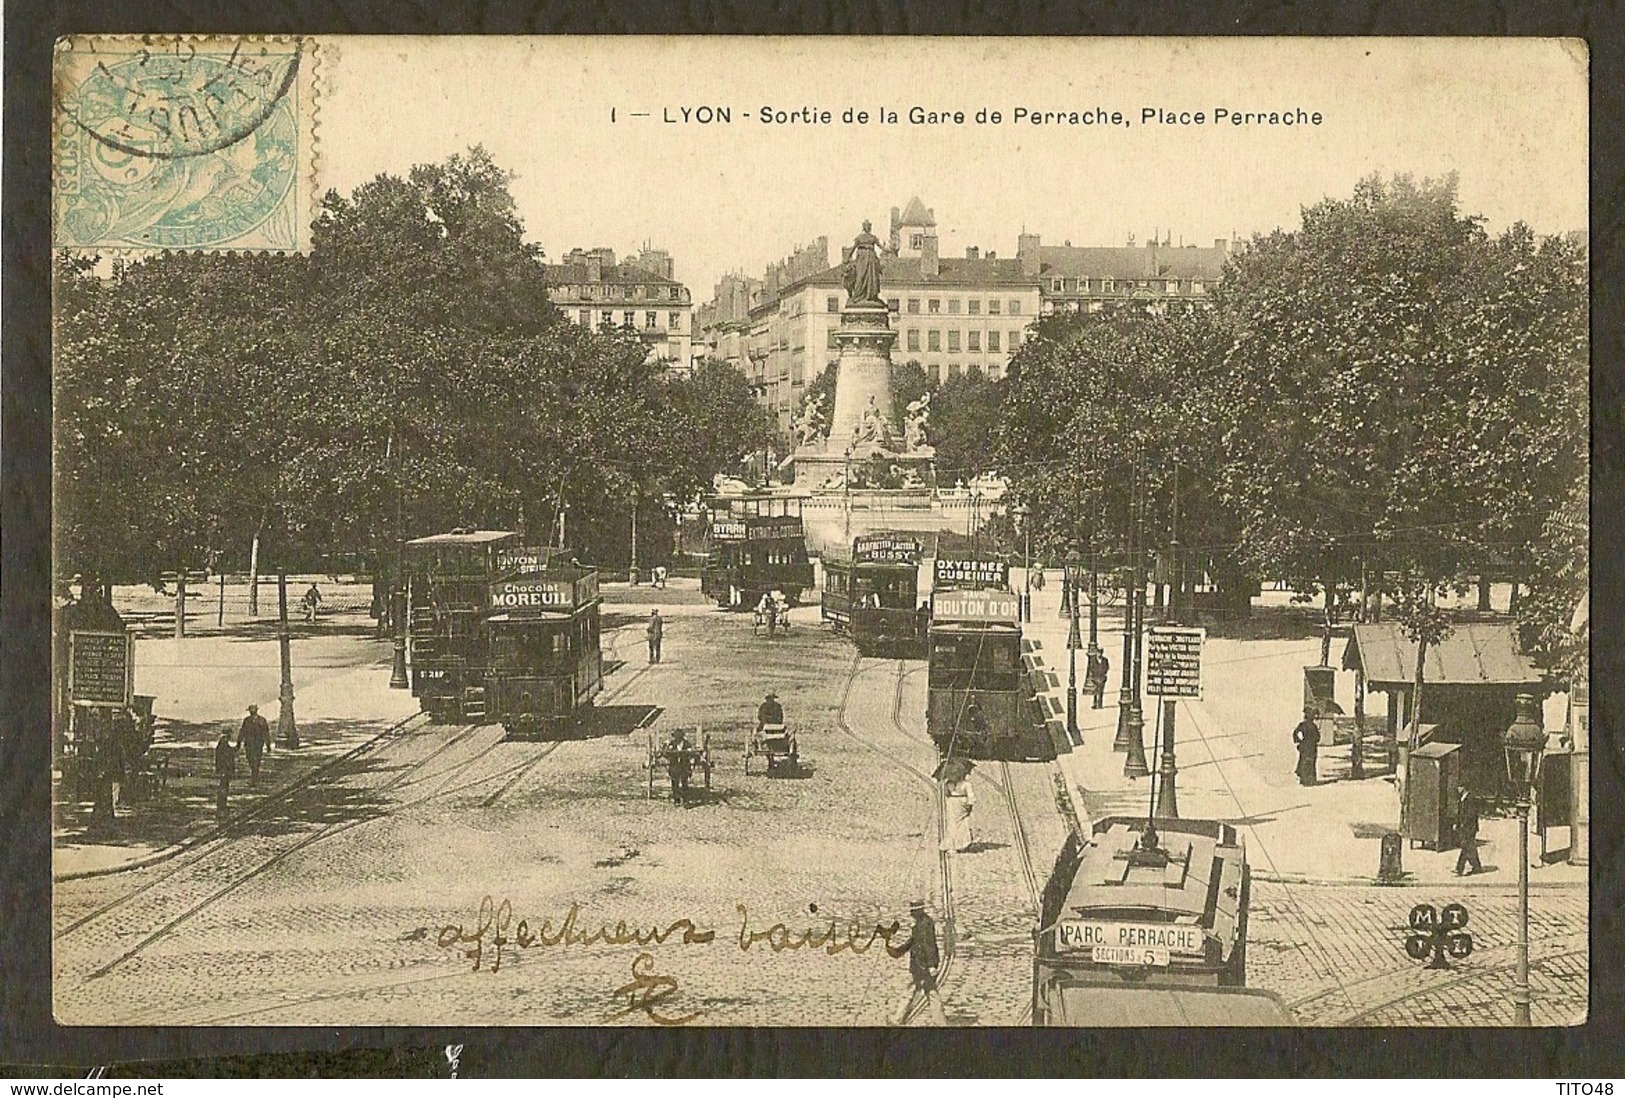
[{"left": 1145, "top": 626, "right": 1204, "bottom": 818}]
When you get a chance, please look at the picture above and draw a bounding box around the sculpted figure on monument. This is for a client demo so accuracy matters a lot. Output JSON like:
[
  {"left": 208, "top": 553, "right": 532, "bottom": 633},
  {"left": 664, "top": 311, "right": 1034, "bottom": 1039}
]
[
  {"left": 794, "top": 393, "right": 827, "bottom": 447},
  {"left": 904, "top": 391, "right": 931, "bottom": 449},
  {"left": 843, "top": 220, "right": 884, "bottom": 307}
]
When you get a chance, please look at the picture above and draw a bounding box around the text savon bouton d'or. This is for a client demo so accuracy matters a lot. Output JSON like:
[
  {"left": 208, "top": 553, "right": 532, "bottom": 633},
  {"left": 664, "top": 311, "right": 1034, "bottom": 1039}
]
[
  {"left": 437, "top": 895, "right": 911, "bottom": 974},
  {"left": 630, "top": 105, "right": 1324, "bottom": 128}
]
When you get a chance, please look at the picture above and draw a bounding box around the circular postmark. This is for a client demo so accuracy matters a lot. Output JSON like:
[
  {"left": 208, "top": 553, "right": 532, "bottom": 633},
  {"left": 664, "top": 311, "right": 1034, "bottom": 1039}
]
[
  {"left": 55, "top": 37, "right": 304, "bottom": 249},
  {"left": 67, "top": 38, "right": 300, "bottom": 162}
]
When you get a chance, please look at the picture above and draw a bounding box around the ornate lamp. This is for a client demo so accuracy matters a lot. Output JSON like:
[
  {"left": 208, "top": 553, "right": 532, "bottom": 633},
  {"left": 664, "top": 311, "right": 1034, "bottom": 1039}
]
[{"left": 1502, "top": 692, "right": 1546, "bottom": 806}]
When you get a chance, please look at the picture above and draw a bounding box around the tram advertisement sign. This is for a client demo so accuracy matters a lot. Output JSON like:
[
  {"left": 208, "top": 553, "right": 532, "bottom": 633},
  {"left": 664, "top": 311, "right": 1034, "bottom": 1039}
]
[
  {"left": 711, "top": 519, "right": 747, "bottom": 541},
  {"left": 489, "top": 573, "right": 595, "bottom": 610},
  {"left": 934, "top": 557, "right": 1009, "bottom": 588},
  {"left": 933, "top": 590, "right": 1020, "bottom": 623},
  {"left": 494, "top": 547, "right": 556, "bottom": 575},
  {"left": 1146, "top": 626, "right": 1205, "bottom": 698},
  {"left": 1057, "top": 920, "right": 1203, "bottom": 959},
  {"left": 69, "top": 629, "right": 133, "bottom": 707},
  {"left": 854, "top": 533, "right": 921, "bottom": 564}
]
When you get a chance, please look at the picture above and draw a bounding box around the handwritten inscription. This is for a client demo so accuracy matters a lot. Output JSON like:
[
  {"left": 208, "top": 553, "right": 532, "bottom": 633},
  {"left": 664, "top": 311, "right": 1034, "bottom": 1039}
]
[
  {"left": 604, "top": 953, "right": 704, "bottom": 1026},
  {"left": 436, "top": 895, "right": 910, "bottom": 973}
]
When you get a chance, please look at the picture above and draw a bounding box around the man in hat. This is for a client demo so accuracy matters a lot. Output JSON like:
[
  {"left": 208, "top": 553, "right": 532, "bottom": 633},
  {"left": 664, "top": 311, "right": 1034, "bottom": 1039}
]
[
  {"left": 214, "top": 725, "right": 238, "bottom": 820},
  {"left": 756, "top": 691, "right": 784, "bottom": 733},
  {"left": 1092, "top": 651, "right": 1110, "bottom": 710},
  {"left": 239, "top": 703, "right": 271, "bottom": 783},
  {"left": 1292, "top": 705, "right": 1321, "bottom": 786},
  {"left": 666, "top": 727, "right": 693, "bottom": 806},
  {"left": 890, "top": 900, "right": 946, "bottom": 1025},
  {"left": 646, "top": 609, "right": 664, "bottom": 664}
]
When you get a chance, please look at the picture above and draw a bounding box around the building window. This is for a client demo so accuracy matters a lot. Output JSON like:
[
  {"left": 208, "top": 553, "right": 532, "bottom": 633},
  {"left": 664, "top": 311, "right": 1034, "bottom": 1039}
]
[
  {"left": 827, "top": 296, "right": 839, "bottom": 313},
  {"left": 988, "top": 330, "right": 1001, "bottom": 352},
  {"left": 669, "top": 312, "right": 682, "bottom": 330},
  {"left": 948, "top": 298, "right": 961, "bottom": 314},
  {"left": 907, "top": 329, "right": 921, "bottom": 352},
  {"left": 967, "top": 330, "right": 981, "bottom": 351},
  {"left": 1102, "top": 279, "right": 1115, "bottom": 293},
  {"left": 1009, "top": 300, "right": 1022, "bottom": 314},
  {"left": 968, "top": 299, "right": 981, "bottom": 315},
  {"left": 911, "top": 233, "right": 924, "bottom": 248},
  {"left": 988, "top": 299, "right": 1002, "bottom": 315},
  {"left": 1166, "top": 279, "right": 1180, "bottom": 294},
  {"left": 1192, "top": 281, "right": 1205, "bottom": 294},
  {"left": 1009, "top": 330, "right": 1022, "bottom": 349},
  {"left": 887, "top": 298, "right": 900, "bottom": 312},
  {"left": 646, "top": 312, "right": 658, "bottom": 330},
  {"left": 827, "top": 330, "right": 838, "bottom": 349},
  {"left": 578, "top": 309, "right": 591, "bottom": 326},
  {"left": 929, "top": 363, "right": 941, "bottom": 381},
  {"left": 623, "top": 311, "right": 635, "bottom": 327},
  {"left": 947, "top": 330, "right": 961, "bottom": 352},
  {"left": 988, "top": 364, "right": 1002, "bottom": 379},
  {"left": 908, "top": 298, "right": 921, "bottom": 314},
  {"left": 948, "top": 363, "right": 962, "bottom": 378},
  {"left": 929, "top": 299, "right": 942, "bottom": 314},
  {"left": 1051, "top": 278, "right": 1064, "bottom": 291},
  {"left": 928, "top": 330, "right": 941, "bottom": 352},
  {"left": 602, "top": 311, "right": 615, "bottom": 327}
]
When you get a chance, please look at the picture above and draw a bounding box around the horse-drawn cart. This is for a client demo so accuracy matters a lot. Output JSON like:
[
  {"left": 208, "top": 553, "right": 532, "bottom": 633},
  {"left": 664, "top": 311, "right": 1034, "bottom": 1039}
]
[
  {"left": 646, "top": 726, "right": 712, "bottom": 802},
  {"left": 745, "top": 722, "right": 799, "bottom": 776}
]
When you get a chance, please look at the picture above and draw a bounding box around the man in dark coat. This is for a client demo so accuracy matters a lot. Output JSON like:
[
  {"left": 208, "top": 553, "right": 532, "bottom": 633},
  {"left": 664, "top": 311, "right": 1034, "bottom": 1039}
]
[
  {"left": 889, "top": 900, "right": 947, "bottom": 1024},
  {"left": 1455, "top": 789, "right": 1484, "bottom": 875},
  {"left": 239, "top": 703, "right": 271, "bottom": 783},
  {"left": 666, "top": 728, "right": 693, "bottom": 806},
  {"left": 646, "top": 609, "right": 664, "bottom": 664},
  {"left": 1293, "top": 706, "right": 1321, "bottom": 786},
  {"left": 1092, "top": 652, "right": 1110, "bottom": 710},
  {"left": 214, "top": 726, "right": 237, "bottom": 819}
]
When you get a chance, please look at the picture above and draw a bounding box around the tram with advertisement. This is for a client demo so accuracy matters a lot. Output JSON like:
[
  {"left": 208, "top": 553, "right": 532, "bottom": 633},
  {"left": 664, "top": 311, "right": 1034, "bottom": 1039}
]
[
  {"left": 1031, "top": 815, "right": 1261, "bottom": 1026},
  {"left": 821, "top": 531, "right": 929, "bottom": 657},
  {"left": 699, "top": 494, "right": 814, "bottom": 609},
  {"left": 925, "top": 586, "right": 1031, "bottom": 754},
  {"left": 404, "top": 530, "right": 604, "bottom": 738}
]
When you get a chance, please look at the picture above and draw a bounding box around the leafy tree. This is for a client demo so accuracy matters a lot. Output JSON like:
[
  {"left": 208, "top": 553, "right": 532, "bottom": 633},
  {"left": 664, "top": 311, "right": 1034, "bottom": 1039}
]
[{"left": 930, "top": 370, "right": 1004, "bottom": 483}]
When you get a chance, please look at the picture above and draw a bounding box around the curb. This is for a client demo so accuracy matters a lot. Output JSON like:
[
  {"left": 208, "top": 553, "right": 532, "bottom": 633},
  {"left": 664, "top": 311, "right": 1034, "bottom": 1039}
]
[
  {"left": 1252, "top": 871, "right": 1587, "bottom": 889},
  {"left": 54, "top": 711, "right": 427, "bottom": 883}
]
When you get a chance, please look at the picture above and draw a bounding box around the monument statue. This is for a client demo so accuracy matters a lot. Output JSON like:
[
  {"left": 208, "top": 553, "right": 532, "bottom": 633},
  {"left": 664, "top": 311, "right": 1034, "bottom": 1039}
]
[
  {"left": 794, "top": 393, "right": 827, "bottom": 447},
  {"left": 853, "top": 394, "right": 894, "bottom": 447},
  {"left": 842, "top": 219, "right": 884, "bottom": 307},
  {"left": 904, "top": 391, "right": 931, "bottom": 450}
]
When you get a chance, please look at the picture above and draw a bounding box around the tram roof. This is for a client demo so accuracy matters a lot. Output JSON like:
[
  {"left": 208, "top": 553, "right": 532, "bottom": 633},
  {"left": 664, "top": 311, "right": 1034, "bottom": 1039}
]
[
  {"left": 1062, "top": 816, "right": 1240, "bottom": 918},
  {"left": 406, "top": 530, "right": 520, "bottom": 547}
]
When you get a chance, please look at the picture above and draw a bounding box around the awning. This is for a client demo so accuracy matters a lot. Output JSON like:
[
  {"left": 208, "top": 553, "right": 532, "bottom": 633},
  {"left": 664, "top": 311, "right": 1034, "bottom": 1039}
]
[{"left": 1341, "top": 621, "right": 1543, "bottom": 689}]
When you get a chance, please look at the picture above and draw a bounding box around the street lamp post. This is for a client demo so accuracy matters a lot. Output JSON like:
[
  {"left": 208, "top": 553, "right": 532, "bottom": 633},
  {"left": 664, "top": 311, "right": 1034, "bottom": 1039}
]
[
  {"left": 276, "top": 570, "right": 299, "bottom": 748},
  {"left": 389, "top": 429, "right": 409, "bottom": 691},
  {"left": 1503, "top": 692, "right": 1546, "bottom": 1027},
  {"left": 1065, "top": 549, "right": 1082, "bottom": 744},
  {"left": 1012, "top": 503, "right": 1031, "bottom": 623}
]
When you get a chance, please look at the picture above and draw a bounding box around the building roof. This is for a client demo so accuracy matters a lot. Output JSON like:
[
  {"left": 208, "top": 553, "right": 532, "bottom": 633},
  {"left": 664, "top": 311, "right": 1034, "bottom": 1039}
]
[
  {"left": 543, "top": 262, "right": 685, "bottom": 289},
  {"left": 1037, "top": 244, "right": 1227, "bottom": 283},
  {"left": 1341, "top": 622, "right": 1544, "bottom": 688},
  {"left": 406, "top": 530, "right": 519, "bottom": 547},
  {"left": 795, "top": 255, "right": 1037, "bottom": 292},
  {"left": 898, "top": 196, "right": 936, "bottom": 226}
]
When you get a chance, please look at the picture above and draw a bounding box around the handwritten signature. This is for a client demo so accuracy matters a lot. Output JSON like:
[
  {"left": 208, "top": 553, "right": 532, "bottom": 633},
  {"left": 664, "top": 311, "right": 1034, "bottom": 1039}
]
[{"left": 603, "top": 953, "right": 704, "bottom": 1026}]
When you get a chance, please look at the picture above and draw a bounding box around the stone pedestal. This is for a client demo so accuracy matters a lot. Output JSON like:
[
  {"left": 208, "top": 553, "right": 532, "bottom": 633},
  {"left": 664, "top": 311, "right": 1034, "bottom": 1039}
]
[{"left": 827, "top": 304, "right": 898, "bottom": 448}]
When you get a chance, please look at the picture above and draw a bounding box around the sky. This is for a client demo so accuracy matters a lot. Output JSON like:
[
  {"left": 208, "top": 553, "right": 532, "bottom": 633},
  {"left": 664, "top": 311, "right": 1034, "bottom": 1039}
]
[{"left": 317, "top": 37, "right": 1588, "bottom": 299}]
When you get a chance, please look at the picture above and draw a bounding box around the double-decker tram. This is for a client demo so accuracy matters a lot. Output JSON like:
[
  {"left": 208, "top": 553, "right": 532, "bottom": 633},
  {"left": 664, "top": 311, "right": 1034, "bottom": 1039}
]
[
  {"left": 925, "top": 586, "right": 1028, "bottom": 754},
  {"left": 404, "top": 530, "right": 603, "bottom": 738},
  {"left": 1031, "top": 816, "right": 1269, "bottom": 1026},
  {"left": 699, "top": 494, "right": 813, "bottom": 609},
  {"left": 821, "top": 531, "right": 929, "bottom": 657}
]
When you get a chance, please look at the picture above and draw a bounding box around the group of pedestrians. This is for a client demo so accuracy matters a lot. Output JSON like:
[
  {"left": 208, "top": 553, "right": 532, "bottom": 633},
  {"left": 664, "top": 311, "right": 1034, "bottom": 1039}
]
[{"left": 212, "top": 703, "right": 280, "bottom": 820}]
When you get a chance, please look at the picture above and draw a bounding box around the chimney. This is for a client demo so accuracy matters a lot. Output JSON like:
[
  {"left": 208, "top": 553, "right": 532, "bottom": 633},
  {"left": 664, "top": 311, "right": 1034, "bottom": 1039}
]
[
  {"left": 966, "top": 245, "right": 980, "bottom": 260},
  {"left": 920, "top": 234, "right": 939, "bottom": 277},
  {"left": 1017, "top": 232, "right": 1041, "bottom": 277},
  {"left": 1214, "top": 238, "right": 1228, "bottom": 254},
  {"left": 890, "top": 207, "right": 902, "bottom": 253},
  {"left": 585, "top": 251, "right": 603, "bottom": 281}
]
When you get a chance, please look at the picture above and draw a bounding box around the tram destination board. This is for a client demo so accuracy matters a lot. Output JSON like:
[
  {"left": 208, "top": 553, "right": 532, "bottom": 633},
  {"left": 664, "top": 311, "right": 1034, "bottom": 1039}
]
[
  {"left": 69, "top": 629, "right": 133, "bottom": 707},
  {"left": 934, "top": 557, "right": 1009, "bottom": 588},
  {"left": 854, "top": 533, "right": 922, "bottom": 565},
  {"left": 1146, "top": 626, "right": 1205, "bottom": 698}
]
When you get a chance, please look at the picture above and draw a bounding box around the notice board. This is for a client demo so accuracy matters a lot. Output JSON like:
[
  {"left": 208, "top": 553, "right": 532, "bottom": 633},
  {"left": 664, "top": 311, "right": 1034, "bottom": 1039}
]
[{"left": 69, "top": 629, "right": 133, "bottom": 707}]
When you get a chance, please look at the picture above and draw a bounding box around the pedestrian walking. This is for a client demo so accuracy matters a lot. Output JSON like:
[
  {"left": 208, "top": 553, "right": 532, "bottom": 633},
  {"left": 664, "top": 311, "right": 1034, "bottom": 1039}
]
[
  {"left": 1092, "top": 652, "right": 1109, "bottom": 709},
  {"left": 942, "top": 774, "right": 976, "bottom": 853},
  {"left": 667, "top": 728, "right": 693, "bottom": 806},
  {"left": 238, "top": 703, "right": 271, "bottom": 783},
  {"left": 214, "top": 725, "right": 237, "bottom": 820},
  {"left": 890, "top": 900, "right": 947, "bottom": 1025},
  {"left": 653, "top": 565, "right": 668, "bottom": 589},
  {"left": 646, "top": 609, "right": 664, "bottom": 664},
  {"left": 1455, "top": 789, "right": 1484, "bottom": 876},
  {"left": 1293, "top": 706, "right": 1321, "bottom": 786},
  {"left": 301, "top": 582, "right": 323, "bottom": 624}
]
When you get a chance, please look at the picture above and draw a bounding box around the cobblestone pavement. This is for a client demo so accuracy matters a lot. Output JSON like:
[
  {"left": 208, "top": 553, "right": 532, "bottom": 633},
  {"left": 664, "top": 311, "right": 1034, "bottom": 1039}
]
[{"left": 52, "top": 585, "right": 1588, "bottom": 1027}]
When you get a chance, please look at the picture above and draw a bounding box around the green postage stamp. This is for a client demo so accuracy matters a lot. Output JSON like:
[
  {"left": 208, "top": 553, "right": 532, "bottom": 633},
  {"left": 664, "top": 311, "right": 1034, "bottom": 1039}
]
[{"left": 53, "top": 35, "right": 319, "bottom": 252}]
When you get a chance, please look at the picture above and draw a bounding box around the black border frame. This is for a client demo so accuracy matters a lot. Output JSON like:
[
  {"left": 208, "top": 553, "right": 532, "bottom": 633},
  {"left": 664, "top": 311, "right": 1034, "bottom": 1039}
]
[{"left": 5, "top": 0, "right": 1621, "bottom": 1078}]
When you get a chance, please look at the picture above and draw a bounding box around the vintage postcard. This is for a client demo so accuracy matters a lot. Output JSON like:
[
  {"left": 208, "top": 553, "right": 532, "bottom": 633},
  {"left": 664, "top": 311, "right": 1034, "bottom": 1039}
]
[{"left": 50, "top": 37, "right": 1589, "bottom": 1029}]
